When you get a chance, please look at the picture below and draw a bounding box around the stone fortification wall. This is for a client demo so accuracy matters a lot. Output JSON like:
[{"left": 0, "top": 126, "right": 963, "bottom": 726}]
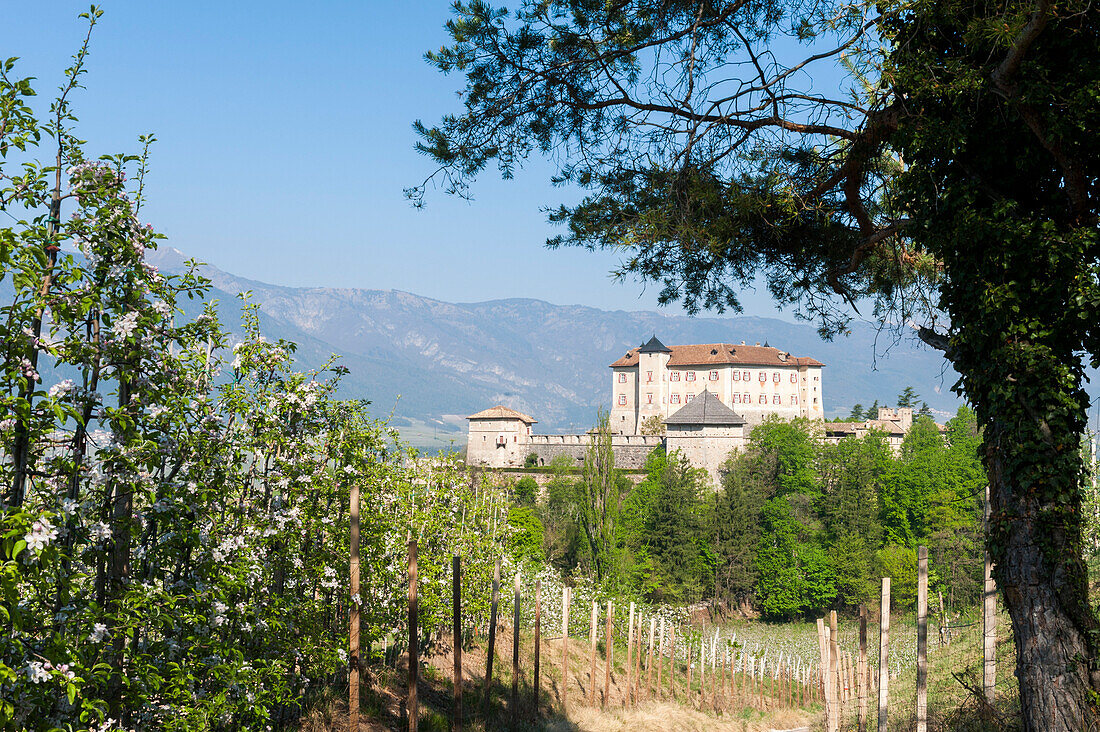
[{"left": 525, "top": 434, "right": 663, "bottom": 469}]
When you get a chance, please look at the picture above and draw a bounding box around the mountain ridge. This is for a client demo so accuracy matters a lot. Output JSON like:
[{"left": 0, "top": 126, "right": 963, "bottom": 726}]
[{"left": 145, "top": 248, "right": 963, "bottom": 443}]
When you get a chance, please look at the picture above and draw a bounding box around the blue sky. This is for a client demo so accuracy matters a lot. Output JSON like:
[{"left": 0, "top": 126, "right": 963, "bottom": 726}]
[{"left": 4, "top": 1, "right": 792, "bottom": 318}]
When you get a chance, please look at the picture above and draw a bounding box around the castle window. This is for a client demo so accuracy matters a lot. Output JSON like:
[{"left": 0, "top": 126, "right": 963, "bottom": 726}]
[
  {"left": 773, "top": 373, "right": 780, "bottom": 383},
  {"left": 733, "top": 394, "right": 740, "bottom": 403},
  {"left": 671, "top": 394, "right": 680, "bottom": 404},
  {"left": 647, "top": 394, "right": 653, "bottom": 404},
  {"left": 686, "top": 372, "right": 696, "bottom": 382},
  {"left": 514, "top": 435, "right": 517, "bottom": 442},
  {"left": 743, "top": 370, "right": 750, "bottom": 380},
  {"left": 773, "top": 394, "right": 780, "bottom": 404},
  {"left": 618, "top": 372, "right": 627, "bottom": 383},
  {"left": 671, "top": 372, "right": 680, "bottom": 382},
  {"left": 792, "top": 395, "right": 799, "bottom": 404},
  {"left": 733, "top": 371, "right": 740, "bottom": 381},
  {"left": 709, "top": 370, "right": 719, "bottom": 381},
  {"left": 790, "top": 373, "right": 797, "bottom": 382},
  {"left": 759, "top": 394, "right": 766, "bottom": 403},
  {"left": 618, "top": 394, "right": 627, "bottom": 405},
  {"left": 647, "top": 371, "right": 653, "bottom": 383},
  {"left": 686, "top": 394, "right": 695, "bottom": 402},
  {"left": 743, "top": 392, "right": 750, "bottom": 402},
  {"left": 758, "top": 372, "right": 767, "bottom": 382}
]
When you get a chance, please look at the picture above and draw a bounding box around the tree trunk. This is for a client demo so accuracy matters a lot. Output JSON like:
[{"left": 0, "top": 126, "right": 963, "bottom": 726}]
[{"left": 985, "top": 419, "right": 1100, "bottom": 730}]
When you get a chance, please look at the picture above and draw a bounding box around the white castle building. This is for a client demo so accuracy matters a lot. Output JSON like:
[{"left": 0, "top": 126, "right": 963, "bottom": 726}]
[
  {"left": 608, "top": 336, "right": 824, "bottom": 433},
  {"left": 465, "top": 336, "right": 826, "bottom": 484}
]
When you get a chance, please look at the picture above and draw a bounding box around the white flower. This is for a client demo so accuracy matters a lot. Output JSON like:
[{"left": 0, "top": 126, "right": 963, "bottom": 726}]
[
  {"left": 89, "top": 521, "right": 112, "bottom": 543},
  {"left": 59, "top": 498, "right": 78, "bottom": 515},
  {"left": 91, "top": 622, "right": 109, "bottom": 643},
  {"left": 337, "top": 648, "right": 348, "bottom": 663},
  {"left": 152, "top": 300, "right": 172, "bottom": 317},
  {"left": 112, "top": 311, "right": 140, "bottom": 339},
  {"left": 25, "top": 661, "right": 49, "bottom": 684},
  {"left": 148, "top": 405, "right": 168, "bottom": 419},
  {"left": 25, "top": 517, "right": 58, "bottom": 554},
  {"left": 49, "top": 379, "right": 75, "bottom": 398}
]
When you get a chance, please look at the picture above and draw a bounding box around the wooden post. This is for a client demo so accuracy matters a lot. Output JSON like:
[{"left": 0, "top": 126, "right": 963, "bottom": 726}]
[
  {"left": 984, "top": 484, "right": 996, "bottom": 703},
  {"left": 349, "top": 479, "right": 360, "bottom": 731},
  {"left": 829, "top": 610, "right": 839, "bottom": 732},
  {"left": 626, "top": 602, "right": 635, "bottom": 706},
  {"left": 483, "top": 559, "right": 500, "bottom": 717},
  {"left": 817, "top": 618, "right": 830, "bottom": 729},
  {"left": 878, "top": 577, "right": 891, "bottom": 732},
  {"left": 561, "top": 587, "right": 570, "bottom": 710},
  {"left": 634, "top": 615, "right": 644, "bottom": 703},
  {"left": 657, "top": 616, "right": 665, "bottom": 695},
  {"left": 604, "top": 601, "right": 612, "bottom": 707},
  {"left": 938, "top": 590, "right": 950, "bottom": 646},
  {"left": 512, "top": 573, "right": 521, "bottom": 724},
  {"left": 646, "top": 616, "right": 656, "bottom": 697},
  {"left": 452, "top": 556, "right": 462, "bottom": 732},
  {"left": 664, "top": 620, "right": 673, "bottom": 695},
  {"left": 408, "top": 539, "right": 419, "bottom": 732},
  {"left": 588, "top": 601, "right": 598, "bottom": 705},
  {"left": 534, "top": 581, "right": 541, "bottom": 716},
  {"left": 687, "top": 641, "right": 693, "bottom": 704},
  {"left": 695, "top": 634, "right": 704, "bottom": 704},
  {"left": 858, "top": 606, "right": 868, "bottom": 732},
  {"left": 917, "top": 546, "right": 928, "bottom": 732}
]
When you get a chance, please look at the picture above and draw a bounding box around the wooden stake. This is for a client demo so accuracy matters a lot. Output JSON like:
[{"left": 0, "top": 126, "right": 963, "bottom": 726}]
[
  {"left": 408, "top": 539, "right": 418, "bottom": 732},
  {"left": 604, "top": 600, "right": 612, "bottom": 707},
  {"left": 984, "top": 484, "right": 996, "bottom": 703},
  {"left": 626, "top": 602, "right": 635, "bottom": 707},
  {"left": 700, "top": 640, "right": 706, "bottom": 706},
  {"left": 878, "top": 577, "right": 891, "bottom": 732},
  {"left": 452, "top": 556, "right": 462, "bottom": 732},
  {"left": 561, "top": 587, "right": 570, "bottom": 710},
  {"left": 858, "top": 606, "right": 868, "bottom": 732},
  {"left": 633, "top": 614, "right": 644, "bottom": 703},
  {"left": 829, "top": 610, "right": 839, "bottom": 732},
  {"left": 917, "top": 546, "right": 928, "bottom": 732},
  {"left": 349, "top": 479, "right": 360, "bottom": 731},
  {"left": 533, "top": 581, "right": 541, "bottom": 717},
  {"left": 687, "top": 641, "right": 693, "bottom": 705},
  {"left": 589, "top": 601, "right": 598, "bottom": 705},
  {"left": 657, "top": 616, "right": 665, "bottom": 695},
  {"left": 646, "top": 616, "right": 656, "bottom": 697},
  {"left": 483, "top": 558, "right": 500, "bottom": 717},
  {"left": 512, "top": 573, "right": 521, "bottom": 723},
  {"left": 670, "top": 624, "right": 677, "bottom": 700},
  {"left": 817, "top": 618, "right": 830, "bottom": 729},
  {"left": 938, "top": 590, "right": 950, "bottom": 646}
]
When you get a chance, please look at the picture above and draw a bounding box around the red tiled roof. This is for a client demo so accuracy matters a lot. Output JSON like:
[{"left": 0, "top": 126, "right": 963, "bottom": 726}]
[
  {"left": 466, "top": 405, "right": 537, "bottom": 424},
  {"left": 610, "top": 342, "right": 824, "bottom": 368}
]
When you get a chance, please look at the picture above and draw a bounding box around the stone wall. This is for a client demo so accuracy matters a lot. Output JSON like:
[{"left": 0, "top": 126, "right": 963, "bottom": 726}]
[{"left": 524, "top": 434, "right": 664, "bottom": 470}]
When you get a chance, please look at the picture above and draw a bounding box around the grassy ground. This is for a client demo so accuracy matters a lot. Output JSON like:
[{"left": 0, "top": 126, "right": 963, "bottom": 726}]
[
  {"left": 300, "top": 603, "right": 1021, "bottom": 731},
  {"left": 300, "top": 621, "right": 818, "bottom": 731},
  {"left": 700, "top": 606, "right": 1020, "bottom": 731}
]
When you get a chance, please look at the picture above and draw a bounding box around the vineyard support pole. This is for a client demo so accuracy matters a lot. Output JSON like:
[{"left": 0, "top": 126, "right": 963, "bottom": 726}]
[
  {"left": 512, "top": 572, "right": 520, "bottom": 725},
  {"left": 349, "top": 479, "right": 360, "bottom": 731},
  {"left": 482, "top": 558, "right": 500, "bottom": 718},
  {"left": 408, "top": 539, "right": 418, "bottom": 732},
  {"left": 917, "top": 546, "right": 928, "bottom": 732},
  {"left": 878, "top": 577, "right": 891, "bottom": 732},
  {"left": 453, "top": 555, "right": 462, "bottom": 732}
]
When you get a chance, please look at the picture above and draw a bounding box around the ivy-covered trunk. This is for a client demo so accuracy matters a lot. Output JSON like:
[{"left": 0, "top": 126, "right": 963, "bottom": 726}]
[{"left": 941, "top": 234, "right": 1100, "bottom": 729}]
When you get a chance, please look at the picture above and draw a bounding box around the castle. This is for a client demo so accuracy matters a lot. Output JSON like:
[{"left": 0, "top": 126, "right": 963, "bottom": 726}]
[
  {"left": 465, "top": 336, "right": 826, "bottom": 484},
  {"left": 608, "top": 336, "right": 825, "bottom": 433}
]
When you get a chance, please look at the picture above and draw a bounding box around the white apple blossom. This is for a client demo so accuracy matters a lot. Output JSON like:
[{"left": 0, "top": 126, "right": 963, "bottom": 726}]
[{"left": 25, "top": 517, "right": 57, "bottom": 555}]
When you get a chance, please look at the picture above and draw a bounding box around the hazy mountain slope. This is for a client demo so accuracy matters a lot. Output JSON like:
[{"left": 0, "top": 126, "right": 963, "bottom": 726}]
[{"left": 144, "top": 248, "right": 963, "bottom": 434}]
